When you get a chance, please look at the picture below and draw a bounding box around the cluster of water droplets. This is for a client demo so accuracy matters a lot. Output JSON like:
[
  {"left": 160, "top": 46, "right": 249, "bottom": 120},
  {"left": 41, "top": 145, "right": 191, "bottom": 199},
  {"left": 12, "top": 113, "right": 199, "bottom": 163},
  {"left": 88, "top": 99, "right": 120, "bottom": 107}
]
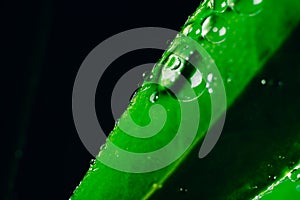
[
  {"left": 143, "top": 0, "right": 264, "bottom": 104},
  {"left": 252, "top": 164, "right": 300, "bottom": 199},
  {"left": 182, "top": 0, "right": 264, "bottom": 44},
  {"left": 144, "top": 44, "right": 221, "bottom": 103}
]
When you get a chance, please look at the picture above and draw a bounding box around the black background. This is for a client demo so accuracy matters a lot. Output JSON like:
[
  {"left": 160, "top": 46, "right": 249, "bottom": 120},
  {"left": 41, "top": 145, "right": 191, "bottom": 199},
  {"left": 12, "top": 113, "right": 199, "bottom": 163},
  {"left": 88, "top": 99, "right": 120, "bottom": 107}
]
[{"left": 2, "top": 0, "right": 200, "bottom": 199}]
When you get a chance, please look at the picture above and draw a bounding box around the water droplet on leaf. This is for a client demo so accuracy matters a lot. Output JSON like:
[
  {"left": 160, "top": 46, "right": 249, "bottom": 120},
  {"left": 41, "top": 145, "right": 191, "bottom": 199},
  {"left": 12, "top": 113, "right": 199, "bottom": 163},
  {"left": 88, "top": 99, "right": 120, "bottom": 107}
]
[
  {"left": 201, "top": 14, "right": 228, "bottom": 44},
  {"left": 100, "top": 144, "right": 107, "bottom": 151},
  {"left": 229, "top": 0, "right": 264, "bottom": 16},
  {"left": 210, "top": 0, "right": 228, "bottom": 13}
]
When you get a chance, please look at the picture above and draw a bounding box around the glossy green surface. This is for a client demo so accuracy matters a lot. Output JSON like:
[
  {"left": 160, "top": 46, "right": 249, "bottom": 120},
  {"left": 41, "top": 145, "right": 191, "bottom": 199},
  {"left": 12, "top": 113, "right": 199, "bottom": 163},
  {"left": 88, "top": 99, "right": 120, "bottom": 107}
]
[{"left": 71, "top": 0, "right": 300, "bottom": 199}]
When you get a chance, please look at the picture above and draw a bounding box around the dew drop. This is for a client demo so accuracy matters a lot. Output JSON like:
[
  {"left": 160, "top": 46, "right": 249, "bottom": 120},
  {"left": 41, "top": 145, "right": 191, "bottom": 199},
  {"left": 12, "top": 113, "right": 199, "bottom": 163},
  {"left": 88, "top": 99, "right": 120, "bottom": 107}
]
[
  {"left": 183, "top": 24, "right": 193, "bottom": 36},
  {"left": 288, "top": 168, "right": 300, "bottom": 182},
  {"left": 210, "top": 0, "right": 229, "bottom": 13},
  {"left": 152, "top": 183, "right": 163, "bottom": 189},
  {"left": 201, "top": 14, "right": 228, "bottom": 44},
  {"left": 100, "top": 144, "right": 107, "bottom": 151},
  {"left": 251, "top": 185, "right": 258, "bottom": 190},
  {"left": 142, "top": 71, "right": 149, "bottom": 78},
  {"left": 160, "top": 43, "right": 215, "bottom": 102},
  {"left": 227, "top": 77, "right": 232, "bottom": 83},
  {"left": 179, "top": 187, "right": 188, "bottom": 193},
  {"left": 261, "top": 79, "right": 267, "bottom": 85},
  {"left": 228, "top": 0, "right": 264, "bottom": 16},
  {"left": 207, "top": 73, "right": 213, "bottom": 82},
  {"left": 89, "top": 159, "right": 95, "bottom": 165}
]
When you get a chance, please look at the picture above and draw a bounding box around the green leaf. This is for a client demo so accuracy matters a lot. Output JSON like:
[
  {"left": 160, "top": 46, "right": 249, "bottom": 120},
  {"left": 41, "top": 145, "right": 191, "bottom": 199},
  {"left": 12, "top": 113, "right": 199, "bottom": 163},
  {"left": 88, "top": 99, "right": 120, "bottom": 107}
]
[{"left": 71, "top": 0, "right": 300, "bottom": 199}]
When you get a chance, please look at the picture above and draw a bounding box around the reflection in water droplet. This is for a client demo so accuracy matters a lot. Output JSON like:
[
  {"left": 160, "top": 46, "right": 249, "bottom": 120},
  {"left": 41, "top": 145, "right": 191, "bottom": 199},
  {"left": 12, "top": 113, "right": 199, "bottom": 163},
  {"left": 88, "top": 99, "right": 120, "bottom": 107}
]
[
  {"left": 201, "top": 14, "right": 228, "bottom": 44},
  {"left": 228, "top": 0, "right": 264, "bottom": 16},
  {"left": 150, "top": 92, "right": 159, "bottom": 103}
]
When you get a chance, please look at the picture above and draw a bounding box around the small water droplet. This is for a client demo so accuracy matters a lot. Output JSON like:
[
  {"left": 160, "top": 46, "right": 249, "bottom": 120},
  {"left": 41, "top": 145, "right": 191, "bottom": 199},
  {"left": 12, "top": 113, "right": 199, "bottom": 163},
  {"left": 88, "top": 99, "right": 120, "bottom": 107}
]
[
  {"left": 183, "top": 24, "right": 193, "bottom": 36},
  {"left": 150, "top": 92, "right": 159, "bottom": 103},
  {"left": 201, "top": 14, "right": 228, "bottom": 44},
  {"left": 229, "top": 0, "right": 264, "bottom": 16},
  {"left": 115, "top": 150, "right": 120, "bottom": 158},
  {"left": 210, "top": 0, "right": 229, "bottom": 13},
  {"left": 179, "top": 187, "right": 188, "bottom": 193},
  {"left": 100, "top": 144, "right": 107, "bottom": 151},
  {"left": 267, "top": 163, "right": 273, "bottom": 168},
  {"left": 89, "top": 159, "right": 95, "bottom": 165},
  {"left": 167, "top": 54, "right": 182, "bottom": 70},
  {"left": 152, "top": 183, "right": 163, "bottom": 189},
  {"left": 278, "top": 155, "right": 285, "bottom": 160},
  {"left": 261, "top": 79, "right": 267, "bottom": 85},
  {"left": 251, "top": 185, "right": 258, "bottom": 189},
  {"left": 142, "top": 71, "right": 149, "bottom": 78},
  {"left": 207, "top": 73, "right": 213, "bottom": 82}
]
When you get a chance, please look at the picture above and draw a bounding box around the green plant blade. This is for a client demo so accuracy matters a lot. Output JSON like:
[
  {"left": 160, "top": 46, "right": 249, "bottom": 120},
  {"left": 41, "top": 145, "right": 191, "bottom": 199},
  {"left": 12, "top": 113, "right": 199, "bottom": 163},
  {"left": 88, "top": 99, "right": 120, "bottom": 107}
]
[{"left": 71, "top": 0, "right": 300, "bottom": 199}]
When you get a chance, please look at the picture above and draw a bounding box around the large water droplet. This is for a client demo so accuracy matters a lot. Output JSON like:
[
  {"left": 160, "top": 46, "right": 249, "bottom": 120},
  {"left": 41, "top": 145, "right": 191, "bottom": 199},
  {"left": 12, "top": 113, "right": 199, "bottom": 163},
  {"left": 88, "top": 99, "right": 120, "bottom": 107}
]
[
  {"left": 228, "top": 0, "right": 264, "bottom": 16},
  {"left": 201, "top": 14, "right": 228, "bottom": 44},
  {"left": 182, "top": 22, "right": 202, "bottom": 39},
  {"left": 161, "top": 51, "right": 206, "bottom": 102},
  {"left": 210, "top": 0, "right": 229, "bottom": 13},
  {"left": 289, "top": 168, "right": 300, "bottom": 182},
  {"left": 159, "top": 54, "right": 184, "bottom": 88}
]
